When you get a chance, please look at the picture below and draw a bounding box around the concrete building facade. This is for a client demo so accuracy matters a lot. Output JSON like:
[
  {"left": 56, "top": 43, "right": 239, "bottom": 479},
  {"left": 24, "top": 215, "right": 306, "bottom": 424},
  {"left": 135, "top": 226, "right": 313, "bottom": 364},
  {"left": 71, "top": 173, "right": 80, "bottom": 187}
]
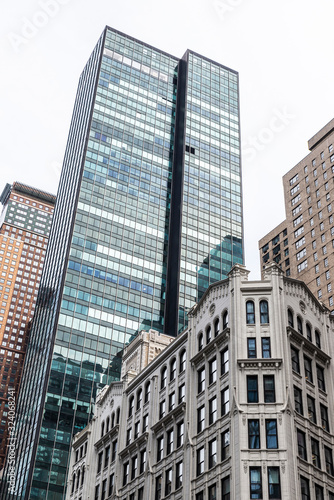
[
  {"left": 259, "top": 119, "right": 334, "bottom": 311},
  {"left": 66, "top": 264, "right": 334, "bottom": 500}
]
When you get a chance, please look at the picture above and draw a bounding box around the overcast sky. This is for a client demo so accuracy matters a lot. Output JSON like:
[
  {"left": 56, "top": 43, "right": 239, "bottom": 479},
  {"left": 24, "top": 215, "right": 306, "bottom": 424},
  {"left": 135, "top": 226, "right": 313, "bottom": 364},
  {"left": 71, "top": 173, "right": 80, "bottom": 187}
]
[{"left": 1, "top": 0, "right": 333, "bottom": 279}]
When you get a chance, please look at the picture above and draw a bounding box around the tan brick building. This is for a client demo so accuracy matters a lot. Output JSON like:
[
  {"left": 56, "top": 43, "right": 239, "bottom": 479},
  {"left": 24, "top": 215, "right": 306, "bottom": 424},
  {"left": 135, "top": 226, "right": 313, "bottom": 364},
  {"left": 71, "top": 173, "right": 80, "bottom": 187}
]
[
  {"left": 259, "top": 119, "right": 334, "bottom": 310},
  {"left": 0, "top": 182, "right": 55, "bottom": 469}
]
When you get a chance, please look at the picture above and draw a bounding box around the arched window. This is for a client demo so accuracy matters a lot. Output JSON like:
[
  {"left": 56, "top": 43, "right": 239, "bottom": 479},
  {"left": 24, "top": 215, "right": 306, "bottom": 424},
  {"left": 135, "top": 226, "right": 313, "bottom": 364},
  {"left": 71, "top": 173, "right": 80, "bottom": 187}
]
[
  {"left": 111, "top": 412, "right": 115, "bottom": 428},
  {"left": 214, "top": 318, "right": 220, "bottom": 337},
  {"left": 246, "top": 301, "right": 255, "bottom": 324},
  {"left": 179, "top": 349, "right": 186, "bottom": 373},
  {"left": 71, "top": 473, "right": 76, "bottom": 494},
  {"left": 76, "top": 470, "right": 81, "bottom": 490},
  {"left": 223, "top": 310, "right": 228, "bottom": 330},
  {"left": 198, "top": 332, "right": 204, "bottom": 351},
  {"left": 136, "top": 388, "right": 142, "bottom": 411},
  {"left": 106, "top": 417, "right": 110, "bottom": 434},
  {"left": 116, "top": 407, "right": 120, "bottom": 424},
  {"left": 206, "top": 325, "right": 212, "bottom": 344},
  {"left": 128, "top": 396, "right": 134, "bottom": 417},
  {"left": 315, "top": 330, "right": 321, "bottom": 348},
  {"left": 170, "top": 358, "right": 176, "bottom": 381},
  {"left": 260, "top": 300, "right": 269, "bottom": 324},
  {"left": 297, "top": 316, "right": 303, "bottom": 335},
  {"left": 101, "top": 421, "right": 105, "bottom": 438},
  {"left": 306, "top": 323, "right": 312, "bottom": 341},
  {"left": 144, "top": 382, "right": 150, "bottom": 403},
  {"left": 288, "top": 309, "right": 294, "bottom": 328},
  {"left": 161, "top": 366, "right": 167, "bottom": 389}
]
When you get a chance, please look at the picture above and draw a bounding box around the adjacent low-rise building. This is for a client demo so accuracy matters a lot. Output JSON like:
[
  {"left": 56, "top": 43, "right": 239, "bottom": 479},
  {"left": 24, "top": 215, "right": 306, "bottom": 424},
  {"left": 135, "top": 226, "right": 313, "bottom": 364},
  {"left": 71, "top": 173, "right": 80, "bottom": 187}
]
[{"left": 66, "top": 264, "right": 334, "bottom": 500}]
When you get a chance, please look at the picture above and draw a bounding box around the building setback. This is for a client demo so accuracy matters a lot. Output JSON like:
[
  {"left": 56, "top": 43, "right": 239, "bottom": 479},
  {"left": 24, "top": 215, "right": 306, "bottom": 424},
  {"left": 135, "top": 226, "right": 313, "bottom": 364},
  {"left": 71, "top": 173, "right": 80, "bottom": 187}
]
[
  {"left": 0, "top": 182, "right": 55, "bottom": 471},
  {"left": 65, "top": 264, "right": 334, "bottom": 500},
  {"left": 259, "top": 119, "right": 334, "bottom": 310},
  {"left": 1, "top": 27, "right": 243, "bottom": 499}
]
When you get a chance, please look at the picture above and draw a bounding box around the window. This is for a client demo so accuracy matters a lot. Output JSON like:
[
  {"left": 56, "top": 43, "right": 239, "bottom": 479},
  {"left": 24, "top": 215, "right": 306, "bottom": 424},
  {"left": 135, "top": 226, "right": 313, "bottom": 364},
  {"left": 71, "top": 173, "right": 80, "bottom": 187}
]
[
  {"left": 143, "top": 414, "right": 148, "bottom": 432},
  {"left": 222, "top": 476, "right": 230, "bottom": 500},
  {"left": 268, "top": 467, "right": 281, "bottom": 499},
  {"left": 209, "top": 357, "right": 217, "bottom": 384},
  {"left": 198, "top": 367, "right": 205, "bottom": 393},
  {"left": 95, "top": 485, "right": 100, "bottom": 500},
  {"left": 131, "top": 455, "right": 137, "bottom": 480},
  {"left": 209, "top": 396, "right": 217, "bottom": 424},
  {"left": 157, "top": 436, "right": 164, "bottom": 462},
  {"left": 170, "top": 358, "right": 176, "bottom": 381},
  {"left": 134, "top": 421, "right": 140, "bottom": 438},
  {"left": 247, "top": 376, "right": 258, "bottom": 403},
  {"left": 208, "top": 439, "right": 217, "bottom": 468},
  {"left": 197, "top": 405, "right": 205, "bottom": 433},
  {"left": 108, "top": 474, "right": 114, "bottom": 496},
  {"left": 104, "top": 446, "right": 110, "bottom": 469},
  {"left": 300, "top": 476, "right": 310, "bottom": 500},
  {"left": 306, "top": 323, "right": 312, "bottom": 341},
  {"left": 159, "top": 400, "right": 165, "bottom": 419},
  {"left": 297, "top": 259, "right": 308, "bottom": 272},
  {"left": 315, "top": 330, "right": 321, "bottom": 348},
  {"left": 307, "top": 395, "right": 316, "bottom": 423},
  {"left": 263, "top": 375, "right": 275, "bottom": 403},
  {"left": 166, "top": 428, "right": 174, "bottom": 455},
  {"left": 261, "top": 338, "right": 271, "bottom": 358},
  {"left": 126, "top": 428, "right": 132, "bottom": 445},
  {"left": 179, "top": 349, "right": 186, "bottom": 372},
  {"left": 198, "top": 332, "right": 204, "bottom": 351},
  {"left": 221, "top": 429, "right": 230, "bottom": 460},
  {"left": 197, "top": 447, "right": 205, "bottom": 476},
  {"left": 144, "top": 382, "right": 150, "bottom": 403},
  {"left": 214, "top": 318, "right": 220, "bottom": 337},
  {"left": 161, "top": 366, "right": 167, "bottom": 389},
  {"left": 140, "top": 448, "right": 146, "bottom": 474},
  {"left": 177, "top": 420, "right": 184, "bottom": 447},
  {"left": 248, "top": 419, "right": 260, "bottom": 449},
  {"left": 246, "top": 301, "right": 255, "bottom": 324},
  {"left": 196, "top": 493, "right": 204, "bottom": 500},
  {"left": 247, "top": 338, "right": 256, "bottom": 358},
  {"left": 316, "top": 364, "right": 325, "bottom": 391},
  {"left": 178, "top": 383, "right": 185, "bottom": 404},
  {"left": 136, "top": 388, "right": 142, "bottom": 411},
  {"left": 123, "top": 462, "right": 129, "bottom": 486},
  {"left": 221, "top": 387, "right": 230, "bottom": 414},
  {"left": 288, "top": 309, "right": 294, "bottom": 327},
  {"left": 250, "top": 467, "right": 262, "bottom": 499},
  {"left": 206, "top": 325, "right": 212, "bottom": 344},
  {"left": 111, "top": 440, "right": 117, "bottom": 462},
  {"left": 165, "top": 468, "right": 172, "bottom": 496},
  {"left": 223, "top": 310, "right": 228, "bottom": 329},
  {"left": 221, "top": 347, "right": 229, "bottom": 374},
  {"left": 155, "top": 475, "right": 162, "bottom": 500},
  {"left": 266, "top": 420, "right": 278, "bottom": 449},
  {"left": 297, "top": 429, "right": 307, "bottom": 460},
  {"left": 294, "top": 386, "right": 303, "bottom": 415},
  {"left": 97, "top": 451, "right": 103, "bottom": 473},
  {"left": 128, "top": 396, "right": 134, "bottom": 417},
  {"left": 315, "top": 485, "right": 324, "bottom": 500},
  {"left": 304, "top": 356, "right": 313, "bottom": 382},
  {"left": 260, "top": 300, "right": 269, "bottom": 323},
  {"left": 297, "top": 316, "right": 303, "bottom": 335},
  {"left": 169, "top": 392, "right": 175, "bottom": 411},
  {"left": 291, "top": 346, "right": 300, "bottom": 373},
  {"left": 320, "top": 404, "right": 329, "bottom": 431},
  {"left": 311, "top": 438, "right": 321, "bottom": 468}
]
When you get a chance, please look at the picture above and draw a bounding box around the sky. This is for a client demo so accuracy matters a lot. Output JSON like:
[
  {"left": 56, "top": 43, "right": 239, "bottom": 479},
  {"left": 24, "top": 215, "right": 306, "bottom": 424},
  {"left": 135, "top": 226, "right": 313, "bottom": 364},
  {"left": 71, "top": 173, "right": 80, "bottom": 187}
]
[{"left": 1, "top": 0, "right": 333, "bottom": 279}]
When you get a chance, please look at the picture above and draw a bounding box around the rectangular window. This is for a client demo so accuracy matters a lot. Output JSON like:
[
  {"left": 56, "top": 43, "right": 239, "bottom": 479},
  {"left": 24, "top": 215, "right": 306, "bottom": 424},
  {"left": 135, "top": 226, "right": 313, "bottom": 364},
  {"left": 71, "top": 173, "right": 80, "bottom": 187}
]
[
  {"left": 325, "top": 446, "right": 334, "bottom": 475},
  {"left": 209, "top": 357, "right": 217, "bottom": 384},
  {"left": 248, "top": 419, "right": 260, "bottom": 449},
  {"left": 300, "top": 476, "right": 310, "bottom": 500},
  {"left": 178, "top": 383, "right": 185, "bottom": 404},
  {"left": 208, "top": 484, "right": 217, "bottom": 500},
  {"left": 197, "top": 405, "right": 205, "bottom": 433},
  {"left": 247, "top": 376, "right": 258, "bottom": 403},
  {"left": 315, "top": 485, "right": 324, "bottom": 500},
  {"left": 221, "top": 429, "right": 230, "bottom": 460},
  {"left": 97, "top": 451, "right": 103, "bottom": 473},
  {"left": 307, "top": 395, "right": 316, "bottom": 423},
  {"left": 159, "top": 400, "right": 166, "bottom": 419},
  {"left": 165, "top": 468, "right": 172, "bottom": 496},
  {"left": 311, "top": 438, "right": 321, "bottom": 468},
  {"left": 320, "top": 404, "right": 329, "bottom": 431},
  {"left": 221, "top": 347, "right": 229, "bottom": 375},
  {"left": 222, "top": 476, "right": 230, "bottom": 500},
  {"left": 266, "top": 420, "right": 278, "bottom": 449},
  {"left": 268, "top": 467, "right": 281, "bottom": 499},
  {"left": 155, "top": 475, "right": 162, "bottom": 500},
  {"left": 111, "top": 440, "right": 117, "bottom": 462},
  {"left": 177, "top": 420, "right": 184, "bottom": 448},
  {"left": 197, "top": 447, "right": 205, "bottom": 476},
  {"left": 291, "top": 346, "right": 300, "bottom": 373},
  {"left": 168, "top": 392, "right": 175, "bottom": 411},
  {"left": 175, "top": 461, "right": 183, "bottom": 488},
  {"left": 262, "top": 338, "right": 271, "bottom": 358},
  {"left": 101, "top": 480, "right": 107, "bottom": 500},
  {"left": 208, "top": 439, "right": 217, "bottom": 469},
  {"left": 140, "top": 448, "right": 146, "bottom": 474},
  {"left": 316, "top": 364, "right": 326, "bottom": 391},
  {"left": 221, "top": 387, "right": 230, "bottom": 415},
  {"left": 123, "top": 462, "right": 129, "bottom": 486},
  {"left": 131, "top": 455, "right": 137, "bottom": 480},
  {"left": 250, "top": 467, "right": 262, "bottom": 499},
  {"left": 196, "top": 492, "right": 204, "bottom": 500},
  {"left": 157, "top": 436, "right": 164, "bottom": 462},
  {"left": 247, "top": 338, "right": 256, "bottom": 358},
  {"left": 294, "top": 386, "right": 303, "bottom": 415},
  {"left": 198, "top": 367, "right": 205, "bottom": 393},
  {"left": 166, "top": 428, "right": 174, "bottom": 455},
  {"left": 209, "top": 396, "right": 217, "bottom": 424},
  {"left": 263, "top": 375, "right": 275, "bottom": 403},
  {"left": 108, "top": 474, "right": 114, "bottom": 497},
  {"left": 304, "top": 356, "right": 313, "bottom": 382},
  {"left": 104, "top": 446, "right": 110, "bottom": 469},
  {"left": 297, "top": 429, "right": 307, "bottom": 460}
]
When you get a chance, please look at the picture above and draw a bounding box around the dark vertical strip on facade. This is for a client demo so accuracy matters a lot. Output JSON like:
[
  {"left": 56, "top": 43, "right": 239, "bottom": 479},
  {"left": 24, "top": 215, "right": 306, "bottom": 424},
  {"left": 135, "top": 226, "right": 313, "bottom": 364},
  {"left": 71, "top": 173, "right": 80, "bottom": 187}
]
[{"left": 164, "top": 55, "right": 188, "bottom": 337}]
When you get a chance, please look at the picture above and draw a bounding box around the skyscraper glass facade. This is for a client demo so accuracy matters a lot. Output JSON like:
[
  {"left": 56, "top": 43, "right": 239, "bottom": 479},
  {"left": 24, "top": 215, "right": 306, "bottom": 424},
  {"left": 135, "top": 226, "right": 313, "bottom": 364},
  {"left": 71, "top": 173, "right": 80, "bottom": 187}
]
[{"left": 1, "top": 27, "right": 243, "bottom": 499}]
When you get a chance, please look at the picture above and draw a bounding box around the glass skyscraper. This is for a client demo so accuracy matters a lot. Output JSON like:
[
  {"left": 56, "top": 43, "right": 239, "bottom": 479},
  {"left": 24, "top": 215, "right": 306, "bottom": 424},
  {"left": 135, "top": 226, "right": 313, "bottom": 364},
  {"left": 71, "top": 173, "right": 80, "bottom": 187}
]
[{"left": 1, "top": 27, "right": 243, "bottom": 499}]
